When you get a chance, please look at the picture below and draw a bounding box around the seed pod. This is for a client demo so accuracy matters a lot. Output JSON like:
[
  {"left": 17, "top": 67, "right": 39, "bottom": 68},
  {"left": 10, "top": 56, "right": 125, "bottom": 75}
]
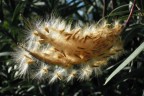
[{"left": 13, "top": 16, "right": 124, "bottom": 83}]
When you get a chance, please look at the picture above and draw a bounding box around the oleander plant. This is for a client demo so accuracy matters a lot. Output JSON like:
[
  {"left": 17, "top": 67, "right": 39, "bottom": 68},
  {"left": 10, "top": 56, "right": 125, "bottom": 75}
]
[{"left": 0, "top": 0, "right": 144, "bottom": 96}]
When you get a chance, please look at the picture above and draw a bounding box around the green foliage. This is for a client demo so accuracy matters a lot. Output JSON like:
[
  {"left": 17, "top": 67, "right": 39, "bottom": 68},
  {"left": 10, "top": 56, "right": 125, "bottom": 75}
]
[{"left": 0, "top": 0, "right": 144, "bottom": 96}]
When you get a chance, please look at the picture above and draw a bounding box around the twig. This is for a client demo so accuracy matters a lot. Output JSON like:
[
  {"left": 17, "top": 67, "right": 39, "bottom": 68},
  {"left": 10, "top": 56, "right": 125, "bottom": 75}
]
[
  {"left": 102, "top": 0, "right": 108, "bottom": 17},
  {"left": 111, "top": 0, "right": 116, "bottom": 10},
  {"left": 124, "top": 0, "right": 136, "bottom": 28}
]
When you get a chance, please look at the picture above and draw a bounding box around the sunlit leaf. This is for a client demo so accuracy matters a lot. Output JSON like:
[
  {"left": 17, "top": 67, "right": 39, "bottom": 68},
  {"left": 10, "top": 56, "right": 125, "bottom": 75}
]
[{"left": 104, "top": 42, "right": 144, "bottom": 85}]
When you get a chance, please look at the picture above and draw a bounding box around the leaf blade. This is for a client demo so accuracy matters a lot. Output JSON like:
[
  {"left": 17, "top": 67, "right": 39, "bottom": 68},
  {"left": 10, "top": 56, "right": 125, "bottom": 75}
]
[{"left": 104, "top": 42, "right": 144, "bottom": 85}]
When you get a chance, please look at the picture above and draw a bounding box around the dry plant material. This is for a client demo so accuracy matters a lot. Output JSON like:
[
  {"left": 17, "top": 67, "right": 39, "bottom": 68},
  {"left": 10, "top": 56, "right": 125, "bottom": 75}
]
[{"left": 13, "top": 17, "right": 124, "bottom": 83}]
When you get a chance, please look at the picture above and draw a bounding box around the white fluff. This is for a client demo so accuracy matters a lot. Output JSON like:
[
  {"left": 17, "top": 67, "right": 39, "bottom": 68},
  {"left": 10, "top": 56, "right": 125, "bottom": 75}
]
[
  {"left": 34, "top": 63, "right": 49, "bottom": 80},
  {"left": 79, "top": 65, "right": 93, "bottom": 80}
]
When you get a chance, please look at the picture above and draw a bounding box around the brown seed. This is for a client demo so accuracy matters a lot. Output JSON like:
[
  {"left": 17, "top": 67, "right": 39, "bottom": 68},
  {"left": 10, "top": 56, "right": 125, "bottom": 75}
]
[
  {"left": 74, "top": 54, "right": 82, "bottom": 59},
  {"left": 64, "top": 33, "right": 72, "bottom": 40},
  {"left": 24, "top": 55, "right": 34, "bottom": 64},
  {"left": 56, "top": 73, "right": 62, "bottom": 80},
  {"left": 72, "top": 30, "right": 80, "bottom": 39},
  {"left": 79, "top": 54, "right": 84, "bottom": 59},
  {"left": 92, "top": 65, "right": 99, "bottom": 67},
  {"left": 83, "top": 35, "right": 91, "bottom": 43},
  {"left": 61, "top": 51, "right": 66, "bottom": 57},
  {"left": 54, "top": 48, "right": 60, "bottom": 52},
  {"left": 45, "top": 27, "right": 49, "bottom": 33},
  {"left": 59, "top": 29, "right": 65, "bottom": 33},
  {"left": 57, "top": 55, "right": 64, "bottom": 59},
  {"left": 66, "top": 36, "right": 71, "bottom": 40},
  {"left": 38, "top": 39, "right": 45, "bottom": 43},
  {"left": 43, "top": 68, "right": 48, "bottom": 73},
  {"left": 33, "top": 31, "right": 39, "bottom": 36},
  {"left": 27, "top": 60, "right": 34, "bottom": 64},
  {"left": 77, "top": 47, "right": 85, "bottom": 50},
  {"left": 43, "top": 53, "right": 50, "bottom": 56}
]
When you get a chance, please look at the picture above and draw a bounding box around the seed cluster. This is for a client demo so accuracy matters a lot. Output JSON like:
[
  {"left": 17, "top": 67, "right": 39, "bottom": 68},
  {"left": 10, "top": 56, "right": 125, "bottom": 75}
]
[{"left": 13, "top": 17, "right": 123, "bottom": 83}]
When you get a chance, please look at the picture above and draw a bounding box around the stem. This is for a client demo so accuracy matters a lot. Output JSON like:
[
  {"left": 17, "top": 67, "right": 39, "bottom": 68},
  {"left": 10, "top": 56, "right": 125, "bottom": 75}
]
[
  {"left": 124, "top": 0, "right": 136, "bottom": 28},
  {"left": 111, "top": 0, "right": 116, "bottom": 10},
  {"left": 102, "top": 0, "right": 108, "bottom": 17}
]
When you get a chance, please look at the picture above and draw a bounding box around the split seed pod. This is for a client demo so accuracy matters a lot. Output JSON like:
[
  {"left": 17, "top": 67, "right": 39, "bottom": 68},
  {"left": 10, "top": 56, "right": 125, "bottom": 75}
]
[{"left": 13, "top": 17, "right": 124, "bottom": 83}]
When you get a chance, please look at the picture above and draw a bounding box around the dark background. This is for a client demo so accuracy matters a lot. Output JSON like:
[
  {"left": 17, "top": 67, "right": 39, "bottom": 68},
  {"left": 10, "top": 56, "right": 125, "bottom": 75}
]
[{"left": 0, "top": 0, "right": 144, "bottom": 96}]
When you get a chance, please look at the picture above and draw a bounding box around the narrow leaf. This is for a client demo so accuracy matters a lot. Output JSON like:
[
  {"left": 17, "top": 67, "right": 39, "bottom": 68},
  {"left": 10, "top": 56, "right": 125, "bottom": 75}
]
[
  {"left": 104, "top": 42, "right": 144, "bottom": 85},
  {"left": 0, "top": 52, "right": 13, "bottom": 57},
  {"left": 11, "top": 1, "right": 25, "bottom": 23}
]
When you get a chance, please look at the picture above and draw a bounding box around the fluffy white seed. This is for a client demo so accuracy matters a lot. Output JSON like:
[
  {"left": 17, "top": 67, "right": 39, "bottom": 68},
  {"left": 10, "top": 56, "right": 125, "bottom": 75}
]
[
  {"left": 67, "top": 70, "right": 77, "bottom": 82},
  {"left": 13, "top": 49, "right": 32, "bottom": 76},
  {"left": 49, "top": 67, "right": 66, "bottom": 84},
  {"left": 79, "top": 65, "right": 93, "bottom": 80},
  {"left": 13, "top": 16, "right": 123, "bottom": 83},
  {"left": 34, "top": 63, "right": 49, "bottom": 80}
]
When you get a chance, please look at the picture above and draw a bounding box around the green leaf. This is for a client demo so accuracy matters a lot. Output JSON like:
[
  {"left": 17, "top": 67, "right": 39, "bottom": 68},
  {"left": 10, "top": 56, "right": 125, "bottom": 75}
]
[
  {"left": 104, "top": 42, "right": 144, "bottom": 85},
  {"left": 108, "top": 4, "right": 129, "bottom": 16},
  {"left": 0, "top": 52, "right": 13, "bottom": 57},
  {"left": 11, "top": 1, "right": 25, "bottom": 23}
]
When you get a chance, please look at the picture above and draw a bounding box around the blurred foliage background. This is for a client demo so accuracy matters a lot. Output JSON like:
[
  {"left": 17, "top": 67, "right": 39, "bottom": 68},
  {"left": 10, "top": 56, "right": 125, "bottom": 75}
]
[{"left": 0, "top": 0, "right": 144, "bottom": 96}]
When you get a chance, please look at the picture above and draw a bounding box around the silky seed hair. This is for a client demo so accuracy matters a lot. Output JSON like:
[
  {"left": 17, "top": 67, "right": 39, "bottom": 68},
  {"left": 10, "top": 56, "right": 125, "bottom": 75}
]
[{"left": 13, "top": 16, "right": 124, "bottom": 83}]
